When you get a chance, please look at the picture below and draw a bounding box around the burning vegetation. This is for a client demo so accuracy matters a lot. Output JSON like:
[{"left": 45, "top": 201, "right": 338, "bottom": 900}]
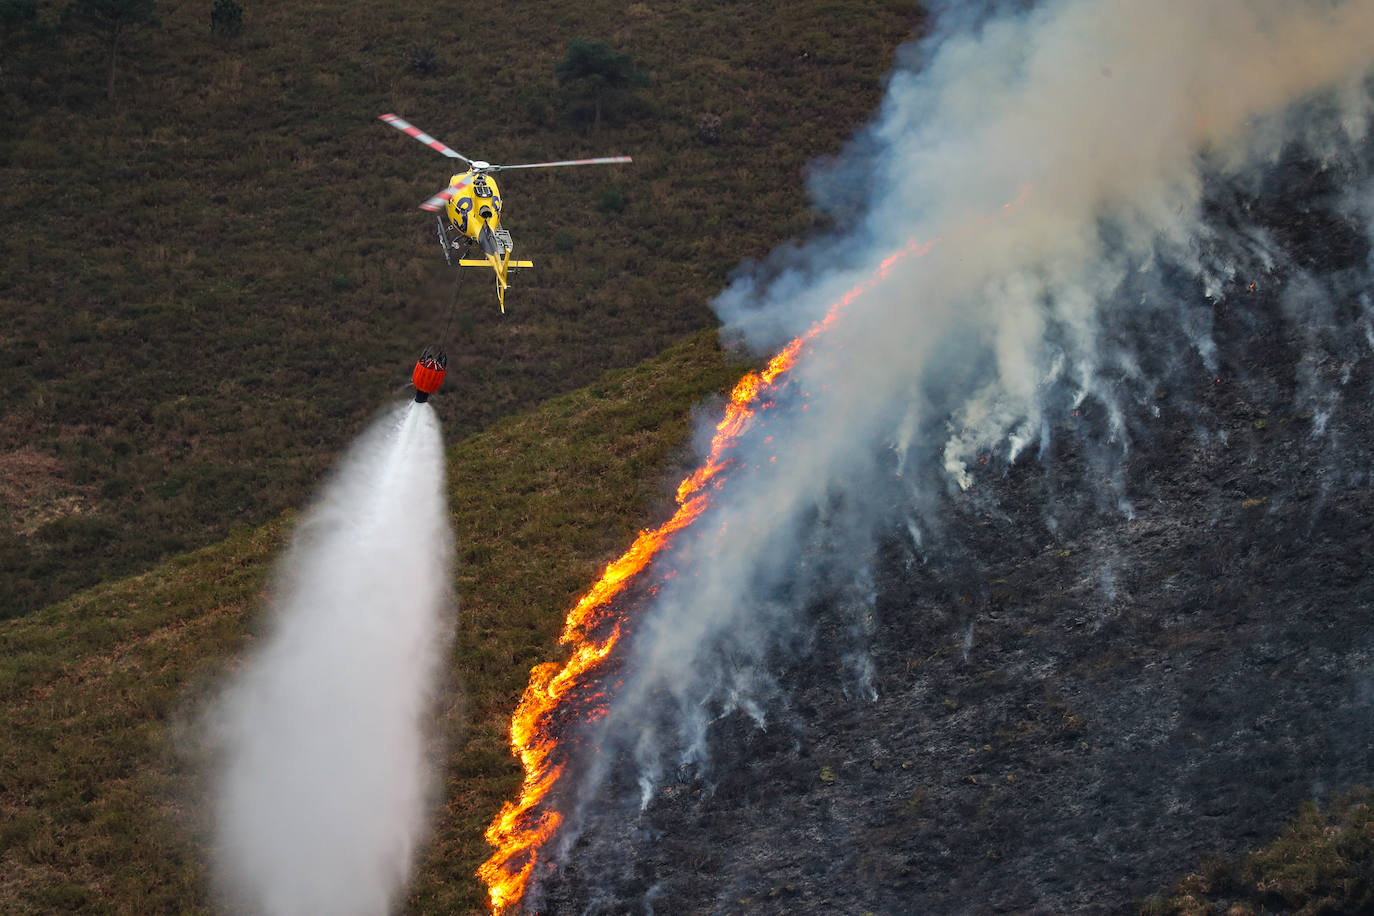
[
  {"left": 478, "top": 235, "right": 945, "bottom": 910},
  {"left": 477, "top": 0, "right": 1374, "bottom": 911}
]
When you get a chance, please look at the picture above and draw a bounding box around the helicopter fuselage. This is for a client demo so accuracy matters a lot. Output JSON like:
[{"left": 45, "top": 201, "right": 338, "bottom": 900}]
[{"left": 444, "top": 170, "right": 504, "bottom": 245}]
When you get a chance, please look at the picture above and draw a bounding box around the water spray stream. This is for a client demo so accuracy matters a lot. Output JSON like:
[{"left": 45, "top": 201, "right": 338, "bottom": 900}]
[{"left": 209, "top": 402, "right": 453, "bottom": 916}]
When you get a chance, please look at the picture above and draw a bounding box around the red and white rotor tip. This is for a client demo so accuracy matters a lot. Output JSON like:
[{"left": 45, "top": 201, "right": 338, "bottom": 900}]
[
  {"left": 418, "top": 182, "right": 468, "bottom": 212},
  {"left": 378, "top": 113, "right": 468, "bottom": 160}
]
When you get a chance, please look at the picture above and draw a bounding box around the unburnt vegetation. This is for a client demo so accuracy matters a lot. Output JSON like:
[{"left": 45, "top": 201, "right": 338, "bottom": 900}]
[
  {"left": 1142, "top": 788, "right": 1374, "bottom": 915},
  {"left": 0, "top": 331, "right": 746, "bottom": 914},
  {"left": 0, "top": 0, "right": 919, "bottom": 616}
]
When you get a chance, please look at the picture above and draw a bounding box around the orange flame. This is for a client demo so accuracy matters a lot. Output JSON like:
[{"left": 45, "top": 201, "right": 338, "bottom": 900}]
[{"left": 479, "top": 235, "right": 944, "bottom": 913}]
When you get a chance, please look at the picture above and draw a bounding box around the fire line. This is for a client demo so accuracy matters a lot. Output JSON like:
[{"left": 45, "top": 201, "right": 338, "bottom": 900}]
[{"left": 479, "top": 234, "right": 943, "bottom": 913}]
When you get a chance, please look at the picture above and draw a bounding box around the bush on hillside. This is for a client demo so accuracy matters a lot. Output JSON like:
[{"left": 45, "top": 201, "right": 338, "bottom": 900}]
[
  {"left": 554, "top": 37, "right": 649, "bottom": 132},
  {"left": 210, "top": 0, "right": 242, "bottom": 39},
  {"left": 60, "top": 0, "right": 160, "bottom": 99}
]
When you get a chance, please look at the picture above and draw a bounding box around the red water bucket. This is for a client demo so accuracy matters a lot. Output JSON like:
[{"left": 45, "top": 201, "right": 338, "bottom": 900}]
[{"left": 412, "top": 358, "right": 446, "bottom": 401}]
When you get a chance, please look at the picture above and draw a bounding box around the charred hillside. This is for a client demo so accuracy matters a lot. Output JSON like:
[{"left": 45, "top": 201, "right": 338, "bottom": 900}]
[{"left": 531, "top": 151, "right": 1374, "bottom": 913}]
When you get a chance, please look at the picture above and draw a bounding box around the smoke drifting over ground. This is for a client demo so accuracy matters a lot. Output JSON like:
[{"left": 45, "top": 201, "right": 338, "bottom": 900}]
[
  {"left": 528, "top": 0, "right": 1374, "bottom": 910},
  {"left": 208, "top": 403, "right": 452, "bottom": 916}
]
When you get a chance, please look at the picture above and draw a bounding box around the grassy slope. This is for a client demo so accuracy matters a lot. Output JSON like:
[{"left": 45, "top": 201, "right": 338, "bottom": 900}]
[
  {"left": 0, "top": 329, "right": 746, "bottom": 914},
  {"left": 0, "top": 0, "right": 917, "bottom": 615}
]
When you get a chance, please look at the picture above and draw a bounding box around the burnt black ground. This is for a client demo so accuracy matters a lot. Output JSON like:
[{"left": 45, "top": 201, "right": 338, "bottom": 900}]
[{"left": 531, "top": 157, "right": 1374, "bottom": 914}]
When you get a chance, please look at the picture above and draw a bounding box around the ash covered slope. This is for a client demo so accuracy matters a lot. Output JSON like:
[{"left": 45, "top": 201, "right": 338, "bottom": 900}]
[
  {"left": 542, "top": 152, "right": 1374, "bottom": 915},
  {"left": 520, "top": 0, "right": 1374, "bottom": 912}
]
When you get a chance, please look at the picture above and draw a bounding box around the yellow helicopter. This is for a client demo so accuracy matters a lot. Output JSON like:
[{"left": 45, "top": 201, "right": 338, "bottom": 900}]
[{"left": 380, "top": 113, "right": 632, "bottom": 312}]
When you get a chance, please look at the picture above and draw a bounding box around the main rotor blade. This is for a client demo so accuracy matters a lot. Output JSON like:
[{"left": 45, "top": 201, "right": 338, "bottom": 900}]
[
  {"left": 379, "top": 113, "right": 473, "bottom": 164},
  {"left": 492, "top": 155, "right": 633, "bottom": 171},
  {"left": 418, "top": 178, "right": 470, "bottom": 212}
]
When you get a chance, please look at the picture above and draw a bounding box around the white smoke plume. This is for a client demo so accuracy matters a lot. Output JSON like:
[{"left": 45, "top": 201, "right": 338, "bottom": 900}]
[
  {"left": 546, "top": 0, "right": 1374, "bottom": 889},
  {"left": 208, "top": 403, "right": 453, "bottom": 916}
]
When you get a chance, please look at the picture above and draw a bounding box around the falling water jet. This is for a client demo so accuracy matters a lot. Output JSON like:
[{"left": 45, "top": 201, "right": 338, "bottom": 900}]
[{"left": 208, "top": 401, "right": 454, "bottom": 916}]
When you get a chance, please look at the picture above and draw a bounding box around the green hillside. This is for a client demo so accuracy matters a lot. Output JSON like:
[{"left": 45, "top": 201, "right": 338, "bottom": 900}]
[
  {"left": 0, "top": 330, "right": 746, "bottom": 914},
  {"left": 0, "top": 0, "right": 920, "bottom": 615}
]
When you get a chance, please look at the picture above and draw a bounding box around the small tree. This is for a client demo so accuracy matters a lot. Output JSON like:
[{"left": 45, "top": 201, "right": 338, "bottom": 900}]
[
  {"left": 61, "top": 0, "right": 159, "bottom": 100},
  {"left": 0, "top": 0, "right": 37, "bottom": 33},
  {"left": 210, "top": 0, "right": 242, "bottom": 39},
  {"left": 554, "top": 38, "right": 648, "bottom": 132},
  {"left": 0, "top": 0, "right": 37, "bottom": 73}
]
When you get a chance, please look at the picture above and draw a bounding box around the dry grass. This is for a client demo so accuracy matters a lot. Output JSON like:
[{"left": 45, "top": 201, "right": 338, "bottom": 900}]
[
  {"left": 0, "top": 0, "right": 920, "bottom": 616},
  {"left": 1141, "top": 787, "right": 1374, "bottom": 916},
  {"left": 0, "top": 330, "right": 746, "bottom": 914}
]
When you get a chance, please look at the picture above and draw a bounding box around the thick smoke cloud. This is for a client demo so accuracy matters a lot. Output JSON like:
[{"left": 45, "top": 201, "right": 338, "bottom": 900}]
[
  {"left": 547, "top": 0, "right": 1374, "bottom": 889},
  {"left": 207, "top": 404, "right": 453, "bottom": 916}
]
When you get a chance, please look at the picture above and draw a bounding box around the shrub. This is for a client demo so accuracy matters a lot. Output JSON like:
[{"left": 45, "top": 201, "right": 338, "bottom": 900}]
[
  {"left": 697, "top": 113, "right": 722, "bottom": 145},
  {"left": 554, "top": 37, "right": 649, "bottom": 131},
  {"left": 598, "top": 185, "right": 626, "bottom": 213},
  {"left": 0, "top": 0, "right": 37, "bottom": 30},
  {"left": 61, "top": 0, "right": 161, "bottom": 99},
  {"left": 210, "top": 0, "right": 241, "bottom": 38},
  {"left": 408, "top": 44, "right": 437, "bottom": 76}
]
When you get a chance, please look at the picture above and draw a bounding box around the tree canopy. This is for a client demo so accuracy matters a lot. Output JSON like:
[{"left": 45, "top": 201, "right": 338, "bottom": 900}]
[
  {"left": 554, "top": 37, "right": 649, "bottom": 131},
  {"left": 61, "top": 0, "right": 159, "bottom": 99}
]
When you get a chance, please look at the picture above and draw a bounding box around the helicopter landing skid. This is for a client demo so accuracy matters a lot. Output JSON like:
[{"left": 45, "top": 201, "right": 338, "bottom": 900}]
[
  {"left": 431, "top": 216, "right": 453, "bottom": 266},
  {"left": 435, "top": 215, "right": 453, "bottom": 266}
]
